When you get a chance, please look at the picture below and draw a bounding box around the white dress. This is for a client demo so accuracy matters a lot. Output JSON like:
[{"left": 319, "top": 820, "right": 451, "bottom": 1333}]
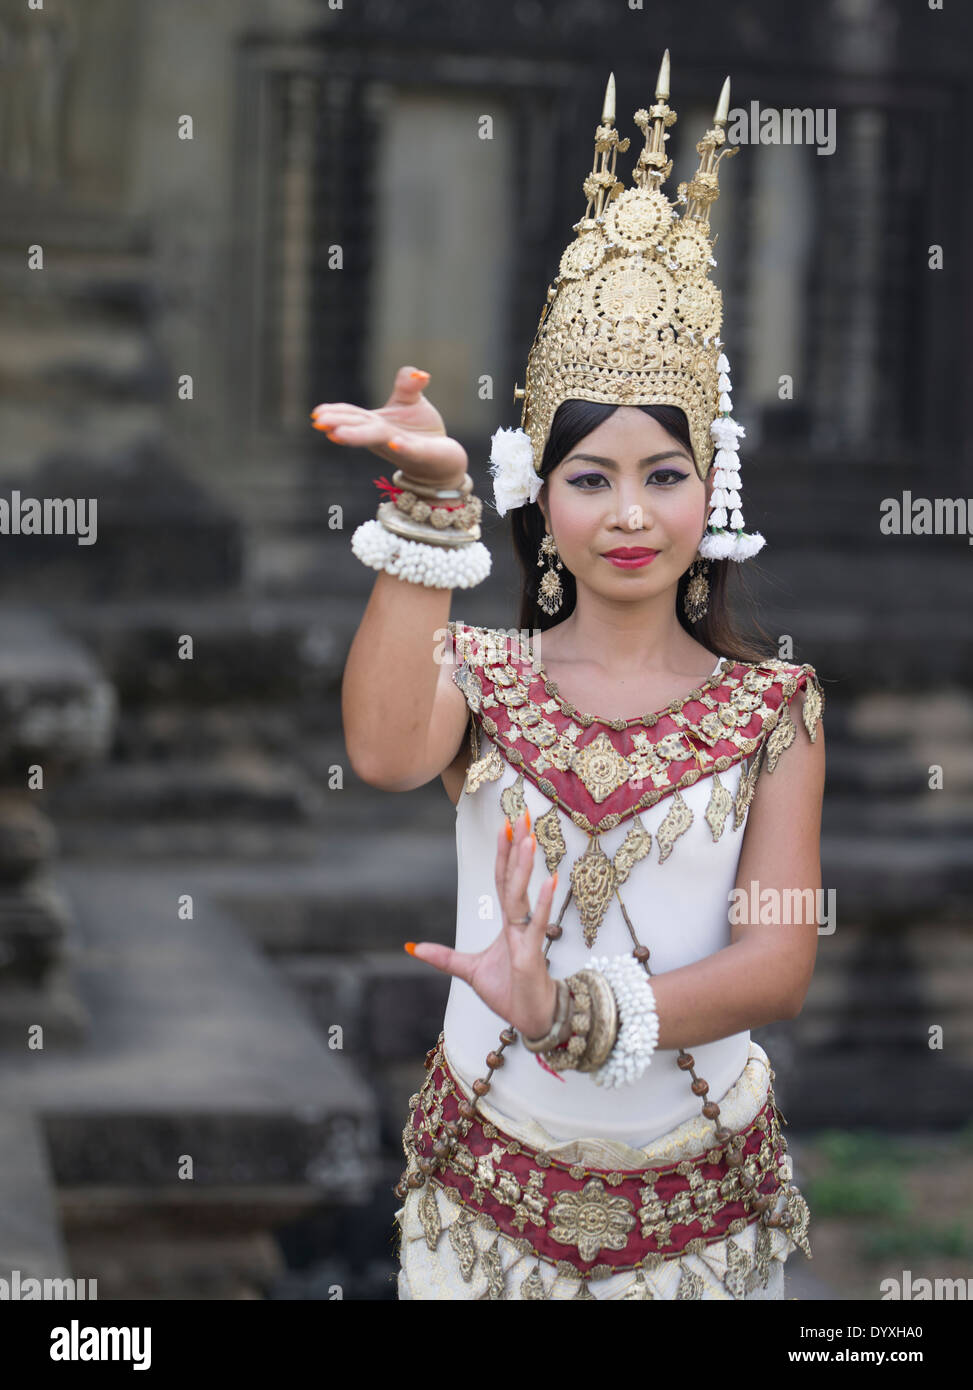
[{"left": 395, "top": 622, "right": 823, "bottom": 1300}]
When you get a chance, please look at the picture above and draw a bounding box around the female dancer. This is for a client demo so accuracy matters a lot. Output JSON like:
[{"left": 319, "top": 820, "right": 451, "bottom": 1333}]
[{"left": 318, "top": 62, "right": 826, "bottom": 1299}]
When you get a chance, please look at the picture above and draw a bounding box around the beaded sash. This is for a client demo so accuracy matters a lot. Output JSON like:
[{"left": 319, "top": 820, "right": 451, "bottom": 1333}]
[{"left": 402, "top": 1034, "right": 809, "bottom": 1278}]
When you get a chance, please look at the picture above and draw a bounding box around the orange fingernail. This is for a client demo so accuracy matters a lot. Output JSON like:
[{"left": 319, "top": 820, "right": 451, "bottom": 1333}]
[
  {"left": 505, "top": 818, "right": 513, "bottom": 842},
  {"left": 387, "top": 439, "right": 401, "bottom": 451},
  {"left": 529, "top": 833, "right": 536, "bottom": 850},
  {"left": 553, "top": 871, "right": 558, "bottom": 888},
  {"left": 410, "top": 370, "right": 429, "bottom": 380},
  {"left": 404, "top": 942, "right": 417, "bottom": 956},
  {"left": 525, "top": 809, "right": 531, "bottom": 831}
]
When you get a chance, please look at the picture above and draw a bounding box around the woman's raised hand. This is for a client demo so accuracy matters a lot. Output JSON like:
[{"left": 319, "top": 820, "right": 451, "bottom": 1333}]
[
  {"left": 310, "top": 365, "right": 468, "bottom": 487},
  {"left": 406, "top": 811, "right": 560, "bottom": 1042}
]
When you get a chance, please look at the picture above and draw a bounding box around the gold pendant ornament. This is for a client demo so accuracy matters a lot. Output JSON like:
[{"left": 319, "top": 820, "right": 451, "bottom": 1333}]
[
  {"left": 481, "top": 1236, "right": 505, "bottom": 1299},
  {"left": 500, "top": 772, "right": 527, "bottom": 827},
  {"left": 683, "top": 557, "right": 710, "bottom": 622},
  {"left": 611, "top": 815, "right": 653, "bottom": 885},
  {"left": 622, "top": 1271, "right": 655, "bottom": 1300},
  {"left": 533, "top": 802, "right": 567, "bottom": 874},
  {"left": 464, "top": 737, "right": 504, "bottom": 796},
  {"left": 764, "top": 700, "right": 796, "bottom": 773},
  {"left": 655, "top": 789, "right": 693, "bottom": 862},
  {"left": 703, "top": 770, "right": 733, "bottom": 841},
  {"left": 733, "top": 743, "right": 765, "bottom": 829},
  {"left": 801, "top": 680, "right": 823, "bottom": 742},
  {"left": 520, "top": 1264, "right": 548, "bottom": 1299},
  {"left": 570, "top": 836, "right": 616, "bottom": 948},
  {"left": 447, "top": 1208, "right": 479, "bottom": 1282},
  {"left": 537, "top": 532, "right": 564, "bottom": 616}
]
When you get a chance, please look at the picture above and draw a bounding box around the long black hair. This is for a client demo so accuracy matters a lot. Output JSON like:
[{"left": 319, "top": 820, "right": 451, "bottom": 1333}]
[{"left": 510, "top": 399, "right": 777, "bottom": 664}]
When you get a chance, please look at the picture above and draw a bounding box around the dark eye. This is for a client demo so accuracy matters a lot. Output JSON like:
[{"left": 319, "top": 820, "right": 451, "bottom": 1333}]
[{"left": 566, "top": 468, "right": 689, "bottom": 489}]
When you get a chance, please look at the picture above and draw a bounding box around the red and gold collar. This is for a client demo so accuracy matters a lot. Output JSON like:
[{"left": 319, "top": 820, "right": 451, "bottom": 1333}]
[{"left": 448, "top": 622, "right": 823, "bottom": 836}]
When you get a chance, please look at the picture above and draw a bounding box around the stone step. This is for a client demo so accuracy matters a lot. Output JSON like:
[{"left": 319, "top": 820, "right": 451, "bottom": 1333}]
[
  {"left": 785, "top": 1052, "right": 973, "bottom": 1129},
  {"left": 0, "top": 446, "right": 244, "bottom": 600},
  {"left": 42, "top": 754, "right": 971, "bottom": 923},
  {"left": 820, "top": 831, "right": 973, "bottom": 921},
  {"left": 0, "top": 961, "right": 91, "bottom": 1048},
  {"left": 0, "top": 863, "right": 379, "bottom": 1196},
  {"left": 0, "top": 1112, "right": 71, "bottom": 1284},
  {"left": 37, "top": 700, "right": 970, "bottom": 922},
  {"left": 35, "top": 579, "right": 972, "bottom": 707},
  {"left": 46, "top": 754, "right": 326, "bottom": 824},
  {"left": 46, "top": 735, "right": 970, "bottom": 829},
  {"left": 30, "top": 597, "right": 347, "bottom": 706},
  {"left": 0, "top": 311, "right": 160, "bottom": 398}
]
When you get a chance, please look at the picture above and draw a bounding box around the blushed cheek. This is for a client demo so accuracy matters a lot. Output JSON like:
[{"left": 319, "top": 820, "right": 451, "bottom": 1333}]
[
  {"left": 679, "top": 495, "right": 710, "bottom": 542},
  {"left": 547, "top": 491, "right": 601, "bottom": 551},
  {"left": 553, "top": 511, "right": 596, "bottom": 552}
]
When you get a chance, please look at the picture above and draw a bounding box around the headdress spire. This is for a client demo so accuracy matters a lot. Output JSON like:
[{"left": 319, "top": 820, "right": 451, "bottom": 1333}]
[
  {"left": 577, "top": 72, "right": 629, "bottom": 225},
  {"left": 679, "top": 75, "right": 739, "bottom": 224},
  {"left": 632, "top": 48, "right": 677, "bottom": 192}
]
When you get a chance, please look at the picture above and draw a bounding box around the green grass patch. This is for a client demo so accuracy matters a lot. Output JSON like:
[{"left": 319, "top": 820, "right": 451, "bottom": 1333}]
[
  {"left": 802, "top": 1127, "right": 973, "bottom": 1260},
  {"left": 860, "top": 1223, "right": 973, "bottom": 1262},
  {"left": 811, "top": 1129, "right": 924, "bottom": 1169},
  {"left": 804, "top": 1170, "right": 910, "bottom": 1218}
]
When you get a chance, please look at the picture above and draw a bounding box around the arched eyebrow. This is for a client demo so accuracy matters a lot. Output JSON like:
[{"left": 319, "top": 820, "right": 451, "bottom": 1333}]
[{"left": 561, "top": 451, "right": 691, "bottom": 468}]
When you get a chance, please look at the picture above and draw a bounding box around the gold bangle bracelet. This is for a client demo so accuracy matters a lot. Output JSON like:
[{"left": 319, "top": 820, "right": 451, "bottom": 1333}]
[
  {"left": 392, "top": 469, "right": 473, "bottom": 500},
  {"left": 576, "top": 968, "right": 619, "bottom": 1071},
  {"left": 522, "top": 979, "right": 572, "bottom": 1052}
]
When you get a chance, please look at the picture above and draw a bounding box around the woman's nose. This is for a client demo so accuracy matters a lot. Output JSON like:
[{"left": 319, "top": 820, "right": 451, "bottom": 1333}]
[{"left": 610, "top": 488, "right": 652, "bottom": 530}]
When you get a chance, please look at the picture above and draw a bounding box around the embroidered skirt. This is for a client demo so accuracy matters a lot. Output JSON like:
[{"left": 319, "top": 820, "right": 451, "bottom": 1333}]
[{"left": 394, "top": 1033, "right": 811, "bottom": 1300}]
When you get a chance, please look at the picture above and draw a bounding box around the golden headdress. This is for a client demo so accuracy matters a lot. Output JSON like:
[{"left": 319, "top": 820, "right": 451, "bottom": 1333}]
[{"left": 488, "top": 52, "right": 765, "bottom": 562}]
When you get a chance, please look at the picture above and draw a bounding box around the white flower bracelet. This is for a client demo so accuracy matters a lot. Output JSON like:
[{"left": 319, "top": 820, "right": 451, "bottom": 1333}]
[{"left": 350, "top": 518, "right": 492, "bottom": 589}]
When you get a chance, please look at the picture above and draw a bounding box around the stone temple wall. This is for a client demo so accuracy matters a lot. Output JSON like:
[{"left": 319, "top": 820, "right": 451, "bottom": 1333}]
[{"left": 0, "top": 0, "right": 970, "bottom": 1300}]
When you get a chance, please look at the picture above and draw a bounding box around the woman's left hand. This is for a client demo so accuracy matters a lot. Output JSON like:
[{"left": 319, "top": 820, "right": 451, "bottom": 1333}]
[{"left": 407, "top": 810, "right": 559, "bottom": 1040}]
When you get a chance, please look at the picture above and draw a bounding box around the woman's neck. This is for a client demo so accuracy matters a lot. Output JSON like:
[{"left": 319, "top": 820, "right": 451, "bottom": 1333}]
[{"left": 540, "top": 595, "right": 710, "bottom": 677}]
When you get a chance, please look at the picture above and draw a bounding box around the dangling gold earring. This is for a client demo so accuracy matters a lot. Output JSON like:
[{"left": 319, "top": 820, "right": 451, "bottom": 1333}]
[
  {"left": 537, "top": 531, "right": 564, "bottom": 616},
  {"left": 683, "top": 556, "right": 710, "bottom": 623}
]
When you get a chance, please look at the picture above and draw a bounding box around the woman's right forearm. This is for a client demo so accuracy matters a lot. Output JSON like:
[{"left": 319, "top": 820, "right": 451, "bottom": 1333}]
[{"left": 341, "top": 569, "right": 453, "bottom": 784}]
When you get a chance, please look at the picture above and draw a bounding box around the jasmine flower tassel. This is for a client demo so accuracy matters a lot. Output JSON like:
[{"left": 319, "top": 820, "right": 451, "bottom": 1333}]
[{"left": 698, "top": 353, "right": 766, "bottom": 561}]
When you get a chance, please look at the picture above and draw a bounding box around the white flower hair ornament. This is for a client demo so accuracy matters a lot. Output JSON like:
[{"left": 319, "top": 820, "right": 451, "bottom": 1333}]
[
  {"left": 698, "top": 352, "right": 766, "bottom": 561},
  {"left": 488, "top": 427, "right": 544, "bottom": 518}
]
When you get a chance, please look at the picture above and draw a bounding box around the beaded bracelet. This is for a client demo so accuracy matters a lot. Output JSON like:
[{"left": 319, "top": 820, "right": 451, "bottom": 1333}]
[
  {"left": 391, "top": 488, "right": 483, "bottom": 534},
  {"left": 378, "top": 471, "right": 483, "bottom": 538}
]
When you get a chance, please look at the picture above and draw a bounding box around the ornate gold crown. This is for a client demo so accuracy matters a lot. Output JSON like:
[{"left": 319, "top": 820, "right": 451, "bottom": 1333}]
[
  {"left": 516, "top": 54, "right": 735, "bottom": 480},
  {"left": 494, "top": 52, "right": 765, "bottom": 561}
]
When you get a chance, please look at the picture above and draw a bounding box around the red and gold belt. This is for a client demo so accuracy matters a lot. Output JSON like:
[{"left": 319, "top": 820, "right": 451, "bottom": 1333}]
[{"left": 402, "top": 1035, "right": 792, "bottom": 1275}]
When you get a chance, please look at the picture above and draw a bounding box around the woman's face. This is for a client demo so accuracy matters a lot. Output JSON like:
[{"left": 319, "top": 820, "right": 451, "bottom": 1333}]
[{"left": 537, "top": 406, "right": 711, "bottom": 602}]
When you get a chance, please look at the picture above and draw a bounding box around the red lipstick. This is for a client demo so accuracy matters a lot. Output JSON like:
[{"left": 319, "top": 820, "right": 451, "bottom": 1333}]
[{"left": 602, "top": 547, "right": 659, "bottom": 568}]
